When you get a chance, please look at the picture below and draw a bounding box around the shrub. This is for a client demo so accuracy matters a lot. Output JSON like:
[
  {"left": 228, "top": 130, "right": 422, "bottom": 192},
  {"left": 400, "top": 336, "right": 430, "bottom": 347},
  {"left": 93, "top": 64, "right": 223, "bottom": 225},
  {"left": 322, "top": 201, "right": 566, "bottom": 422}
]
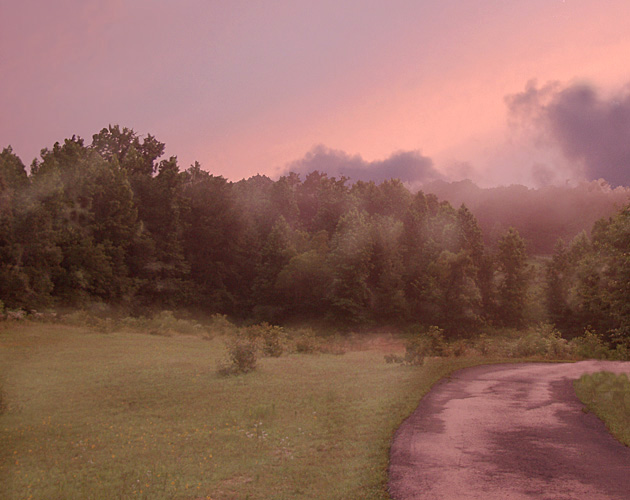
[
  {"left": 511, "top": 324, "right": 571, "bottom": 359},
  {"left": 121, "top": 311, "right": 206, "bottom": 337},
  {"left": 449, "top": 339, "right": 469, "bottom": 357},
  {"left": 384, "top": 353, "right": 405, "bottom": 364},
  {"left": 218, "top": 337, "right": 258, "bottom": 376},
  {"left": 207, "top": 313, "right": 236, "bottom": 337},
  {"left": 609, "top": 330, "right": 630, "bottom": 361},
  {"left": 6, "top": 309, "right": 26, "bottom": 321},
  {"left": 570, "top": 329, "right": 611, "bottom": 360},
  {"left": 403, "top": 326, "right": 448, "bottom": 365},
  {"left": 244, "top": 323, "right": 287, "bottom": 357},
  {"left": 293, "top": 328, "right": 321, "bottom": 354}
]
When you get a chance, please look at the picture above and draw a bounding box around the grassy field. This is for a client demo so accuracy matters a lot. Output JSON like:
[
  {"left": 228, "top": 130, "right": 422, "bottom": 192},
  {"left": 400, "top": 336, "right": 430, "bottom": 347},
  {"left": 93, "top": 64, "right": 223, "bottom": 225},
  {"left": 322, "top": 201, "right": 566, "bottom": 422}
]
[
  {"left": 574, "top": 371, "right": 630, "bottom": 447},
  {"left": 0, "top": 321, "right": 485, "bottom": 500}
]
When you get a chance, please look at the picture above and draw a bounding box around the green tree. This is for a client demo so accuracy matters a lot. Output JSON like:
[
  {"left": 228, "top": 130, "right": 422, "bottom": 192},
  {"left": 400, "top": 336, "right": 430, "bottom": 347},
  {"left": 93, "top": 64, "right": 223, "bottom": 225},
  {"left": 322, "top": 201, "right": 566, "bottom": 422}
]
[
  {"left": 0, "top": 148, "right": 30, "bottom": 306},
  {"left": 180, "top": 163, "right": 246, "bottom": 313},
  {"left": 251, "top": 216, "right": 299, "bottom": 320},
  {"left": 496, "top": 227, "right": 528, "bottom": 327},
  {"left": 367, "top": 215, "right": 407, "bottom": 322},
  {"left": 26, "top": 136, "right": 140, "bottom": 305},
  {"left": 326, "top": 208, "right": 373, "bottom": 325}
]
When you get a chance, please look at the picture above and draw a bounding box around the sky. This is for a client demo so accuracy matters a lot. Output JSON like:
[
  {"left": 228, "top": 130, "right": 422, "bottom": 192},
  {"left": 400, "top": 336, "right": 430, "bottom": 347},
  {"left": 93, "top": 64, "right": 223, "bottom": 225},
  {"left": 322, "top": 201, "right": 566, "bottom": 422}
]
[{"left": 2, "top": 0, "right": 630, "bottom": 187}]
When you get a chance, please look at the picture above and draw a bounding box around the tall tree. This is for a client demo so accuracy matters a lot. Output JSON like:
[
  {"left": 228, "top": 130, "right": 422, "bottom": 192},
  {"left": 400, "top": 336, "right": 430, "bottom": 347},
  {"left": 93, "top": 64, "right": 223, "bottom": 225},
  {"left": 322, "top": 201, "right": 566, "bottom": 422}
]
[
  {"left": 496, "top": 227, "right": 528, "bottom": 327},
  {"left": 180, "top": 163, "right": 245, "bottom": 313},
  {"left": 326, "top": 208, "right": 373, "bottom": 325}
]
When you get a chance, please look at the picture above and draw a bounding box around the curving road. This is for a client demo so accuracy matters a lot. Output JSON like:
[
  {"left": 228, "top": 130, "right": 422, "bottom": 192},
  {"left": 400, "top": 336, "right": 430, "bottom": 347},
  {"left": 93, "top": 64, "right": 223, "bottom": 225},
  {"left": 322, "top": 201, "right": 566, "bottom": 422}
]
[{"left": 389, "top": 361, "right": 630, "bottom": 500}]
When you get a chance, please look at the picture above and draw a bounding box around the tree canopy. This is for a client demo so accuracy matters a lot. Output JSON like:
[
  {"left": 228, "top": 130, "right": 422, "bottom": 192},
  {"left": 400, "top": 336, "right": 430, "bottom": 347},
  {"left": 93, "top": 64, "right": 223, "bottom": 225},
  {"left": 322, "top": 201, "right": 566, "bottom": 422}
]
[{"left": 2, "top": 126, "right": 629, "bottom": 343}]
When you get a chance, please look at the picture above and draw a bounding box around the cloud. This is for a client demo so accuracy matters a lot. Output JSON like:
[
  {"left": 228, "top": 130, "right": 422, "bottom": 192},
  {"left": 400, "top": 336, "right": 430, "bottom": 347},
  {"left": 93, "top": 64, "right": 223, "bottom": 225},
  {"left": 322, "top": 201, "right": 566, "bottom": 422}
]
[
  {"left": 282, "top": 145, "right": 443, "bottom": 185},
  {"left": 506, "top": 80, "right": 630, "bottom": 186}
]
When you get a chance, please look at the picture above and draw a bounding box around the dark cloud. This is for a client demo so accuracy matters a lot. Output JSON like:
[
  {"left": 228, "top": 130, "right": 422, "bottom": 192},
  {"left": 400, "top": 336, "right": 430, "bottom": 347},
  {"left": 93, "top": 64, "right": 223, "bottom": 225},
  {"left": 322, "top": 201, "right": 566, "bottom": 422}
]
[
  {"left": 506, "top": 80, "right": 630, "bottom": 186},
  {"left": 282, "top": 145, "right": 442, "bottom": 185}
]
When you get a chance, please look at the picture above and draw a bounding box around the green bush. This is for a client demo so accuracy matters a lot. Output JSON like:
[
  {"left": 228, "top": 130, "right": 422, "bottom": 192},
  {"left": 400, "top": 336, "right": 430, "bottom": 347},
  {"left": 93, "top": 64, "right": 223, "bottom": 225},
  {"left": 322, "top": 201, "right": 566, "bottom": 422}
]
[
  {"left": 511, "top": 324, "right": 571, "bottom": 359},
  {"left": 570, "top": 329, "right": 611, "bottom": 360},
  {"left": 449, "top": 339, "right": 469, "bottom": 357},
  {"left": 218, "top": 337, "right": 258, "bottom": 375},
  {"left": 244, "top": 322, "right": 287, "bottom": 357},
  {"left": 207, "top": 313, "right": 236, "bottom": 337},
  {"left": 293, "top": 328, "right": 321, "bottom": 354},
  {"left": 403, "top": 326, "right": 447, "bottom": 365},
  {"left": 121, "top": 310, "right": 206, "bottom": 337}
]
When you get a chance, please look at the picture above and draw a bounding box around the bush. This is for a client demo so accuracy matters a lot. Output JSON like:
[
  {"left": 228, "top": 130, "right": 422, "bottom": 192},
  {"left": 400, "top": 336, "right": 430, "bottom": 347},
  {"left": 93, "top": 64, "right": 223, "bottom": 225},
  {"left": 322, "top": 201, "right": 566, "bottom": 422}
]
[
  {"left": 121, "top": 311, "right": 206, "bottom": 337},
  {"left": 510, "top": 324, "right": 571, "bottom": 359},
  {"left": 293, "top": 328, "right": 321, "bottom": 354},
  {"left": 449, "top": 339, "right": 469, "bottom": 357},
  {"left": 570, "top": 329, "right": 611, "bottom": 360},
  {"left": 403, "top": 326, "right": 447, "bottom": 365},
  {"left": 218, "top": 337, "right": 258, "bottom": 376},
  {"left": 244, "top": 323, "right": 287, "bottom": 357},
  {"left": 207, "top": 313, "right": 236, "bottom": 337},
  {"left": 384, "top": 353, "right": 405, "bottom": 364}
]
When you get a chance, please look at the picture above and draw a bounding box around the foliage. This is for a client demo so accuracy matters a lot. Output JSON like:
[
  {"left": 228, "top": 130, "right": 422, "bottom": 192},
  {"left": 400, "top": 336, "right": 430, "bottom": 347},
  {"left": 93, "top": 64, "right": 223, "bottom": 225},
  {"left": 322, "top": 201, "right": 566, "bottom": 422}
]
[
  {"left": 574, "top": 372, "right": 630, "bottom": 447},
  {"left": 243, "top": 322, "right": 287, "bottom": 357},
  {"left": 0, "top": 125, "right": 558, "bottom": 333},
  {"left": 546, "top": 205, "right": 630, "bottom": 346},
  {"left": 218, "top": 336, "right": 258, "bottom": 375},
  {"left": 292, "top": 328, "right": 322, "bottom": 354},
  {"left": 569, "top": 328, "right": 611, "bottom": 360},
  {"left": 496, "top": 227, "right": 528, "bottom": 328},
  {"left": 509, "top": 323, "right": 570, "bottom": 359},
  {"left": 401, "top": 326, "right": 448, "bottom": 365}
]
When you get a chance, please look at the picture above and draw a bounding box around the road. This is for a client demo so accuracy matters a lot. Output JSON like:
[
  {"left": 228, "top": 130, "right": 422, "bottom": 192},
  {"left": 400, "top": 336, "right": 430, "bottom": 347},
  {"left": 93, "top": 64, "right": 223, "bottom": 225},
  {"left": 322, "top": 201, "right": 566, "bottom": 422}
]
[{"left": 388, "top": 361, "right": 630, "bottom": 500}]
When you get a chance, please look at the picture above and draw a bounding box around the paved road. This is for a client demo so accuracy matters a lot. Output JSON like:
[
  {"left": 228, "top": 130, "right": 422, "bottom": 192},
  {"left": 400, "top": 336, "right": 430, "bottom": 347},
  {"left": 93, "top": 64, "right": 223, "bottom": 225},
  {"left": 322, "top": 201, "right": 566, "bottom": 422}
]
[{"left": 389, "top": 361, "right": 630, "bottom": 500}]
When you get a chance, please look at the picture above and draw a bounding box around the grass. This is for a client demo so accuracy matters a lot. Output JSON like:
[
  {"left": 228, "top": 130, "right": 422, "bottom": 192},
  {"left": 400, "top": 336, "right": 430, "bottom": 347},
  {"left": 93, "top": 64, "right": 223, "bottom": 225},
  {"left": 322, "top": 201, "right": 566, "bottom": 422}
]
[
  {"left": 0, "top": 321, "right": 486, "bottom": 500},
  {"left": 574, "top": 371, "right": 630, "bottom": 447}
]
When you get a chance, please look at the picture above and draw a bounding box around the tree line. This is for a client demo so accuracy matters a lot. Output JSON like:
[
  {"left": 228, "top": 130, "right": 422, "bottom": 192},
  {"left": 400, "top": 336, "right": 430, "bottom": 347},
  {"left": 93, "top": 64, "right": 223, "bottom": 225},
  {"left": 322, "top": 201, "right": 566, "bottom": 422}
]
[{"left": 0, "top": 126, "right": 628, "bottom": 342}]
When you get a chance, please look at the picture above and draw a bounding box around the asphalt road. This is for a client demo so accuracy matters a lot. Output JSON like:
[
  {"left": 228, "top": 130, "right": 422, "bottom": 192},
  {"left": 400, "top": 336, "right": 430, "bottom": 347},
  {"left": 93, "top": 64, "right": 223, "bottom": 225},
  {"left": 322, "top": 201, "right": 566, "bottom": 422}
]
[{"left": 388, "top": 361, "right": 630, "bottom": 500}]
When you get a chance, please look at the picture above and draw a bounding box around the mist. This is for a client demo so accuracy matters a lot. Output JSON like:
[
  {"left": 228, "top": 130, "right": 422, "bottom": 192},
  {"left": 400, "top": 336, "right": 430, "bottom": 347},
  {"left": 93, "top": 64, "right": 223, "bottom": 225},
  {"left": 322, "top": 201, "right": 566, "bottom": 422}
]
[{"left": 506, "top": 80, "right": 630, "bottom": 187}]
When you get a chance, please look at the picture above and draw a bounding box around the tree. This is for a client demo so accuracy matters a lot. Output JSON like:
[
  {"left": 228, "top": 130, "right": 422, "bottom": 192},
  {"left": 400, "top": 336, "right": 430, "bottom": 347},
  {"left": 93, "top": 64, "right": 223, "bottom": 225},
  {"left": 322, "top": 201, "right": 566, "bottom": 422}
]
[
  {"left": 496, "top": 227, "right": 528, "bottom": 327},
  {"left": 180, "top": 163, "right": 245, "bottom": 313},
  {"left": 0, "top": 148, "right": 29, "bottom": 307},
  {"left": 425, "top": 250, "right": 481, "bottom": 335},
  {"left": 251, "top": 216, "right": 298, "bottom": 320},
  {"left": 326, "top": 208, "right": 373, "bottom": 325},
  {"left": 26, "top": 136, "right": 140, "bottom": 305},
  {"left": 367, "top": 215, "right": 407, "bottom": 322}
]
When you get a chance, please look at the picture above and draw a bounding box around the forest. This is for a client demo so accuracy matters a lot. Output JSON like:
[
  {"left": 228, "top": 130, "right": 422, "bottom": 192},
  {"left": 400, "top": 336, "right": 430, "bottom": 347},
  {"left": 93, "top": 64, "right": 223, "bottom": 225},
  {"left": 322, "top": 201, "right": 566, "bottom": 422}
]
[{"left": 1, "top": 125, "right": 629, "bottom": 345}]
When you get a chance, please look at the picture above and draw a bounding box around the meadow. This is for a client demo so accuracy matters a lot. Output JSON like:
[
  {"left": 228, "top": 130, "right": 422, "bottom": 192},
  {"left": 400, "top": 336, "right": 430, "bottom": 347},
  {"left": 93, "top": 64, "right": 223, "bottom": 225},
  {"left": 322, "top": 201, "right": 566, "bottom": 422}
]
[{"left": 0, "top": 320, "right": 485, "bottom": 500}]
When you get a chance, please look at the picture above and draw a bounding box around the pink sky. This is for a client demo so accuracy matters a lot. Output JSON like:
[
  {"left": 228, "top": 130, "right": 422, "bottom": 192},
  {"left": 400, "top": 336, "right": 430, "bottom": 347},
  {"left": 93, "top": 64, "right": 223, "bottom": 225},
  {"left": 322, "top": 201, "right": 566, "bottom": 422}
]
[{"left": 2, "top": 0, "right": 630, "bottom": 186}]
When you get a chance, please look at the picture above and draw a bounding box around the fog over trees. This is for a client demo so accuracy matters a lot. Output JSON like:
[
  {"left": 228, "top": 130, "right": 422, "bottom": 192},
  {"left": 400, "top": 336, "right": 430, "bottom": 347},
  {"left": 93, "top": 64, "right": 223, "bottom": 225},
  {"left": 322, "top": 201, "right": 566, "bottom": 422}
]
[{"left": 1, "top": 126, "right": 629, "bottom": 343}]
